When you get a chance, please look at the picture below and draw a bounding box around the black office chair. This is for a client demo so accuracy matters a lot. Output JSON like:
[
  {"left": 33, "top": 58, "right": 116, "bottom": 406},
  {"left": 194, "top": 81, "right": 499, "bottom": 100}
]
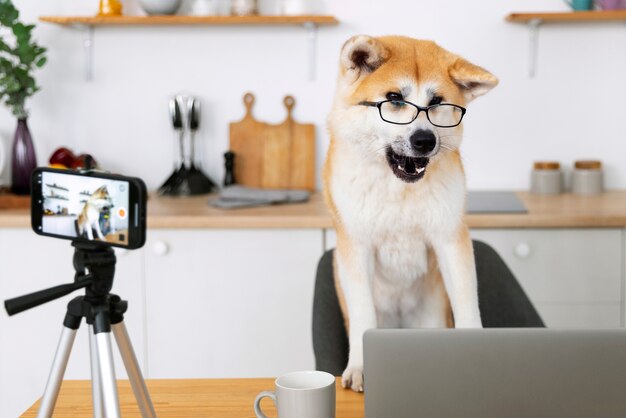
[{"left": 312, "top": 240, "right": 545, "bottom": 376}]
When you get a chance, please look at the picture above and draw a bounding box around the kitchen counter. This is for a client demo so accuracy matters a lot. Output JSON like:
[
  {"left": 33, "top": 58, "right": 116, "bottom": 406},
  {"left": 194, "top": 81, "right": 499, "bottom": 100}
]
[{"left": 1, "top": 191, "right": 626, "bottom": 229}]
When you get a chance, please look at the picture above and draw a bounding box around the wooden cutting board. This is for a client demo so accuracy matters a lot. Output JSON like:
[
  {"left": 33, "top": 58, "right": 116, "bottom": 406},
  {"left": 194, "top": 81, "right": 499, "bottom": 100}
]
[{"left": 229, "top": 93, "right": 315, "bottom": 191}]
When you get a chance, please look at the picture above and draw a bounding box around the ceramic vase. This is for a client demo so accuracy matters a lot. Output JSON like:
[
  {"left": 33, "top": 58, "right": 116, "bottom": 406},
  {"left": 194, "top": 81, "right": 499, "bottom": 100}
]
[{"left": 11, "top": 118, "right": 37, "bottom": 195}]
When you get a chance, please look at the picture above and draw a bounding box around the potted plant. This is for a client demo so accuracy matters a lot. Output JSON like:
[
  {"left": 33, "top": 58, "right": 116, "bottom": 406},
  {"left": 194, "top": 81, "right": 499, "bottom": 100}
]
[{"left": 0, "top": 0, "right": 46, "bottom": 195}]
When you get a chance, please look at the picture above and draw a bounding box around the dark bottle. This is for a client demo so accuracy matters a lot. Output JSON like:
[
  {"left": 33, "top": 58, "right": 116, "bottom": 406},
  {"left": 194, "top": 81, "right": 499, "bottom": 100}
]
[{"left": 11, "top": 118, "right": 37, "bottom": 195}]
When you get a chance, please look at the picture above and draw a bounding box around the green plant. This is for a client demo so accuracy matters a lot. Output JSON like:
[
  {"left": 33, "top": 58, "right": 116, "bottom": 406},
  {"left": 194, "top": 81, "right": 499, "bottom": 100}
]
[{"left": 0, "top": 0, "right": 46, "bottom": 119}]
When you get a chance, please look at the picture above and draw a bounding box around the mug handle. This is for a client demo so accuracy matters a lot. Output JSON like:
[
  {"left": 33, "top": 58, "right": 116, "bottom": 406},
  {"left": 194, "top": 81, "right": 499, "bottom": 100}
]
[{"left": 254, "top": 390, "right": 277, "bottom": 418}]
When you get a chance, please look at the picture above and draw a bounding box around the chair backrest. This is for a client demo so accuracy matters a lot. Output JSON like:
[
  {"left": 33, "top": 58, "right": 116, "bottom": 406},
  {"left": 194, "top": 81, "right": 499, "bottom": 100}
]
[{"left": 312, "top": 240, "right": 544, "bottom": 375}]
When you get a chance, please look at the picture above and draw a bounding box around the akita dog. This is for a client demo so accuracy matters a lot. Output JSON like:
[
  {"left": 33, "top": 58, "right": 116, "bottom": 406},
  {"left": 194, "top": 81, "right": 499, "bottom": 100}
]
[
  {"left": 77, "top": 185, "right": 113, "bottom": 241},
  {"left": 324, "top": 35, "right": 498, "bottom": 392}
]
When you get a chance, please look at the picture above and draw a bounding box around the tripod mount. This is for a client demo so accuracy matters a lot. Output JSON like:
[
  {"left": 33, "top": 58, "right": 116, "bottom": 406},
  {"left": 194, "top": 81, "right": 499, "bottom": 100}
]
[{"left": 4, "top": 241, "right": 156, "bottom": 418}]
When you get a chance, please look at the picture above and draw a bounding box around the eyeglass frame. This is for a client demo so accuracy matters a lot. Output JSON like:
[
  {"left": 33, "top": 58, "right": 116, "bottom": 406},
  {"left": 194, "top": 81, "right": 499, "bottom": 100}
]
[{"left": 358, "top": 99, "right": 467, "bottom": 127}]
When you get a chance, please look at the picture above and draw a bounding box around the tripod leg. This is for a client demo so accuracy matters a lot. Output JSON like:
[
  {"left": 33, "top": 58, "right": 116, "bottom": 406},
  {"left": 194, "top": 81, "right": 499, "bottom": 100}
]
[
  {"left": 88, "top": 325, "right": 104, "bottom": 418},
  {"left": 94, "top": 331, "right": 122, "bottom": 418},
  {"left": 37, "top": 326, "right": 77, "bottom": 418},
  {"left": 113, "top": 321, "right": 157, "bottom": 418}
]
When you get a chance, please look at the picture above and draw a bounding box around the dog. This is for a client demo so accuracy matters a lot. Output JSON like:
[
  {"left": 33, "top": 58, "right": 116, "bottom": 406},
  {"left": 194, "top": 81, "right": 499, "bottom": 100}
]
[
  {"left": 323, "top": 35, "right": 498, "bottom": 392},
  {"left": 76, "top": 185, "right": 113, "bottom": 241}
]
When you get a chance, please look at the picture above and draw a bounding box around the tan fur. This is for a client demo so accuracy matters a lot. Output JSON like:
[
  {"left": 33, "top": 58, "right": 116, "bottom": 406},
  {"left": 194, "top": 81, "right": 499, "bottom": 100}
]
[
  {"left": 77, "top": 186, "right": 112, "bottom": 241},
  {"left": 324, "top": 35, "right": 497, "bottom": 391},
  {"left": 77, "top": 187, "right": 109, "bottom": 226}
]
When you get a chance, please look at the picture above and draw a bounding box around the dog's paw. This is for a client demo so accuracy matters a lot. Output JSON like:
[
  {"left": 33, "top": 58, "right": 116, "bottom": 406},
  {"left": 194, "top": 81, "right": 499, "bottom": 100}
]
[{"left": 342, "top": 365, "right": 364, "bottom": 392}]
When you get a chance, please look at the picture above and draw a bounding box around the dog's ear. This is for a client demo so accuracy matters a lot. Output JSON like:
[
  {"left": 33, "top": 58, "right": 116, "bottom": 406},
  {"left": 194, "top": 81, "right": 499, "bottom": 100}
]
[
  {"left": 340, "top": 35, "right": 389, "bottom": 83},
  {"left": 449, "top": 57, "right": 498, "bottom": 102}
]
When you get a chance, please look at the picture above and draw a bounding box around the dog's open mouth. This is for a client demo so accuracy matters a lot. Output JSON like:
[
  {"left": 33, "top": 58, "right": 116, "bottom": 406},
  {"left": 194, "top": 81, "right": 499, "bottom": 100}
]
[{"left": 385, "top": 147, "right": 429, "bottom": 183}]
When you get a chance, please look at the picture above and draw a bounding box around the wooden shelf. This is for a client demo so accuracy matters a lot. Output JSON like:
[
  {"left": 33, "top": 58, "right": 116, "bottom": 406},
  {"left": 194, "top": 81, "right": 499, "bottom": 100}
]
[
  {"left": 507, "top": 10, "right": 626, "bottom": 23},
  {"left": 38, "top": 14, "right": 338, "bottom": 81},
  {"left": 39, "top": 15, "right": 339, "bottom": 27},
  {"left": 506, "top": 10, "right": 626, "bottom": 77}
]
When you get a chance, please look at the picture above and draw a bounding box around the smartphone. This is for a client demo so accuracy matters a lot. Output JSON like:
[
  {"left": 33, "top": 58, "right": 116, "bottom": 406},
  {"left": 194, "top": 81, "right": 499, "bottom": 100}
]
[{"left": 31, "top": 167, "right": 147, "bottom": 249}]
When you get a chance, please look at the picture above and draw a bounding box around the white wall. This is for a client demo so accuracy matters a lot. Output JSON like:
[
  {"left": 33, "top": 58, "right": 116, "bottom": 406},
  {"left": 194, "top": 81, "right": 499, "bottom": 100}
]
[{"left": 0, "top": 0, "right": 624, "bottom": 191}]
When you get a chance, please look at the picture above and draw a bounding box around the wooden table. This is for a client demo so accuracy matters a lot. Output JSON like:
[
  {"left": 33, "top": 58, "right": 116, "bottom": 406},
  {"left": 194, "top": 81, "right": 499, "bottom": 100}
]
[{"left": 21, "top": 378, "right": 364, "bottom": 417}]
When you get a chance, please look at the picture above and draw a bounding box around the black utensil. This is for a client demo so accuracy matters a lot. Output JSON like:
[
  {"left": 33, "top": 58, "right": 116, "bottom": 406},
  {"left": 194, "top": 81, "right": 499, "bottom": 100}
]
[
  {"left": 186, "top": 97, "right": 215, "bottom": 195},
  {"left": 158, "top": 97, "right": 186, "bottom": 195}
]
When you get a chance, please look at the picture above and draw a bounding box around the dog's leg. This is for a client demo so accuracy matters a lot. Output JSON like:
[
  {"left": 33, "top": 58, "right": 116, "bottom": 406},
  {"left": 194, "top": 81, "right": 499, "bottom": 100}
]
[
  {"left": 336, "top": 235, "right": 376, "bottom": 392},
  {"left": 93, "top": 221, "right": 105, "bottom": 240},
  {"left": 433, "top": 227, "right": 482, "bottom": 328},
  {"left": 85, "top": 224, "right": 94, "bottom": 240}
]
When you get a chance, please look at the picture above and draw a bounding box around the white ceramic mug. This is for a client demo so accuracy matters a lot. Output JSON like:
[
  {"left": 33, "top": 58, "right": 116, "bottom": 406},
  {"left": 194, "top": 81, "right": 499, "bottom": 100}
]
[{"left": 254, "top": 371, "right": 336, "bottom": 418}]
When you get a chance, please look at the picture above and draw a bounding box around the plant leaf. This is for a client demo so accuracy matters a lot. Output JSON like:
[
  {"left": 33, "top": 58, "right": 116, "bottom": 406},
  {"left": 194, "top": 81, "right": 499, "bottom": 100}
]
[
  {"left": 0, "top": 0, "right": 46, "bottom": 112},
  {"left": 0, "top": 1, "right": 19, "bottom": 27}
]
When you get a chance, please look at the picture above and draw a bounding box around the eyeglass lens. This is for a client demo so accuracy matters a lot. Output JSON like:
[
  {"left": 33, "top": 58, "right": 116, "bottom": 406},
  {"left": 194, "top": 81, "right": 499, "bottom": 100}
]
[{"left": 380, "top": 101, "right": 418, "bottom": 124}]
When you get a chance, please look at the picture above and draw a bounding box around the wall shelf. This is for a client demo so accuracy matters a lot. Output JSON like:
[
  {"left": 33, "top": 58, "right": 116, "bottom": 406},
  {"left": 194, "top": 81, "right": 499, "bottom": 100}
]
[
  {"left": 39, "top": 15, "right": 339, "bottom": 26},
  {"left": 506, "top": 11, "right": 626, "bottom": 78},
  {"left": 507, "top": 10, "right": 626, "bottom": 23},
  {"left": 39, "top": 15, "right": 340, "bottom": 80}
]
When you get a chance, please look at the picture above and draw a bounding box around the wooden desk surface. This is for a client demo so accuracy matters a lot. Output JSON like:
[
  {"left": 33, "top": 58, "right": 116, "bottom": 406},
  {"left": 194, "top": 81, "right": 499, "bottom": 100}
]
[
  {"left": 3, "top": 191, "right": 626, "bottom": 229},
  {"left": 21, "top": 378, "right": 364, "bottom": 418}
]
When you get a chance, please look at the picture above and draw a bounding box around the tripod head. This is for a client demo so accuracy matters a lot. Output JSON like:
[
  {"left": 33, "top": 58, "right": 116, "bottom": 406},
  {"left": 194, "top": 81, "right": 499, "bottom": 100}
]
[{"left": 4, "top": 240, "right": 118, "bottom": 316}]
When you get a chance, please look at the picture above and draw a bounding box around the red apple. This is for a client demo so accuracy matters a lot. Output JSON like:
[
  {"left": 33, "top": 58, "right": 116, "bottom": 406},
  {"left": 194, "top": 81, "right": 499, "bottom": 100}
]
[
  {"left": 71, "top": 154, "right": 98, "bottom": 170},
  {"left": 49, "top": 147, "right": 76, "bottom": 167}
]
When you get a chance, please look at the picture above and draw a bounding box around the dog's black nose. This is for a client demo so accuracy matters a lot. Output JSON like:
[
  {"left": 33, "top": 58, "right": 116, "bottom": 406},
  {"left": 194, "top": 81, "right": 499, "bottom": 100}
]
[{"left": 409, "top": 130, "right": 437, "bottom": 155}]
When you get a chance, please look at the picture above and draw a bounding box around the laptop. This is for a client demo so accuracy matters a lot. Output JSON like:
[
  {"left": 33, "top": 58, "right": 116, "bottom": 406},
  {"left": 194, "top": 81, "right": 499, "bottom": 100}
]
[{"left": 363, "top": 329, "right": 626, "bottom": 418}]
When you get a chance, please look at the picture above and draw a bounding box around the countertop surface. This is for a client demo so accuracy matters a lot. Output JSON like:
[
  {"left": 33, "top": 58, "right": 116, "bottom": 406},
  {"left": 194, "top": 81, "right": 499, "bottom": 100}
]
[{"left": 2, "top": 191, "right": 626, "bottom": 229}]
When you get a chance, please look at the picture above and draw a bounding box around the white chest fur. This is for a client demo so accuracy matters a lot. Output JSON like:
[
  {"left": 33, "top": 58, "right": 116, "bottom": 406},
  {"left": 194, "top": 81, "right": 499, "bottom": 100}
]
[
  {"left": 329, "top": 139, "right": 466, "bottom": 315},
  {"left": 87, "top": 206, "right": 101, "bottom": 224},
  {"left": 330, "top": 139, "right": 465, "bottom": 244}
]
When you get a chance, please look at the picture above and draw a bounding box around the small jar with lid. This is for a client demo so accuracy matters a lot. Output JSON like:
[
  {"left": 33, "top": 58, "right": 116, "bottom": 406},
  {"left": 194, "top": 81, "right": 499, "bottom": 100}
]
[
  {"left": 531, "top": 161, "right": 563, "bottom": 195},
  {"left": 572, "top": 160, "right": 603, "bottom": 195},
  {"left": 231, "top": 0, "right": 257, "bottom": 15}
]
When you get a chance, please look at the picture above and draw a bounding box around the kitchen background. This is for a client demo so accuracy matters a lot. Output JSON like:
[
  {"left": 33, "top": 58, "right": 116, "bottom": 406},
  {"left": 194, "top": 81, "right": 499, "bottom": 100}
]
[
  {"left": 0, "top": 0, "right": 625, "bottom": 191},
  {"left": 3, "top": 1, "right": 626, "bottom": 416}
]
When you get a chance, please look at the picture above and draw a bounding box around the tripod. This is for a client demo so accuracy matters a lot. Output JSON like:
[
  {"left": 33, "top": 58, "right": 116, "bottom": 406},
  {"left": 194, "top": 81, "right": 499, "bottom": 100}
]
[{"left": 4, "top": 241, "right": 156, "bottom": 418}]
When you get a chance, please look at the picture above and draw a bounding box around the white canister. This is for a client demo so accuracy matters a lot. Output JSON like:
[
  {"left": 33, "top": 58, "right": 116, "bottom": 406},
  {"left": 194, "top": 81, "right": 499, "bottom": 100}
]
[
  {"left": 281, "top": 0, "right": 317, "bottom": 15},
  {"left": 231, "top": 0, "right": 258, "bottom": 15},
  {"left": 572, "top": 160, "right": 603, "bottom": 195},
  {"left": 188, "top": 0, "right": 219, "bottom": 15},
  {"left": 530, "top": 161, "right": 563, "bottom": 195}
]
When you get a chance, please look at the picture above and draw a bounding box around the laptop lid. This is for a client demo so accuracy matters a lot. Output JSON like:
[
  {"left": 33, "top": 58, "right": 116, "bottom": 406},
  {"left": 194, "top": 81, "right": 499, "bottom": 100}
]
[{"left": 364, "top": 329, "right": 626, "bottom": 418}]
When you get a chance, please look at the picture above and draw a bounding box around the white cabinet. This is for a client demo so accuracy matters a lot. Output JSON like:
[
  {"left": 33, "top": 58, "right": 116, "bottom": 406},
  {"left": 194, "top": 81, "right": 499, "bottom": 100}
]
[
  {"left": 470, "top": 229, "right": 623, "bottom": 328},
  {"left": 143, "top": 229, "right": 322, "bottom": 378},
  {"left": 1, "top": 224, "right": 623, "bottom": 415},
  {"left": 0, "top": 229, "right": 145, "bottom": 418},
  {"left": 324, "top": 228, "right": 624, "bottom": 329}
]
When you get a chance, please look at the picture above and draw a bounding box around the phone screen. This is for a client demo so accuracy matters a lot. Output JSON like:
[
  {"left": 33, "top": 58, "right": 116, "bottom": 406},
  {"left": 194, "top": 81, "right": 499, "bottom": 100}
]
[{"left": 34, "top": 170, "right": 137, "bottom": 247}]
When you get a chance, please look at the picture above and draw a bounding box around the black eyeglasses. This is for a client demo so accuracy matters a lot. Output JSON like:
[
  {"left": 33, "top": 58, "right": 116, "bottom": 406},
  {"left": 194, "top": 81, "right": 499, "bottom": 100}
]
[{"left": 359, "top": 99, "right": 467, "bottom": 127}]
